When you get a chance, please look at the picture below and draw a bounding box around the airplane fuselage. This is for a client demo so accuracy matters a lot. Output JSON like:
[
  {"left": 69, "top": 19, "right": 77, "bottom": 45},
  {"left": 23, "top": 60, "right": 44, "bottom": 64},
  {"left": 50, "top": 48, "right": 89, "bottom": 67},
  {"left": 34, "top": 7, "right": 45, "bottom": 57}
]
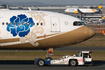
[
  {"left": 0, "top": 10, "right": 95, "bottom": 50},
  {"left": 65, "top": 8, "right": 99, "bottom": 14}
]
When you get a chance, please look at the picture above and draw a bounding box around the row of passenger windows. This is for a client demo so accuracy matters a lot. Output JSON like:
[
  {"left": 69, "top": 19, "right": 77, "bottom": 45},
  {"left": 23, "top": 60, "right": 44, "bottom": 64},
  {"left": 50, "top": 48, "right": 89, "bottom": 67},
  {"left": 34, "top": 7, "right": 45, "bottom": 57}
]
[
  {"left": 2, "top": 22, "right": 43, "bottom": 26},
  {"left": 2, "top": 21, "right": 85, "bottom": 26}
]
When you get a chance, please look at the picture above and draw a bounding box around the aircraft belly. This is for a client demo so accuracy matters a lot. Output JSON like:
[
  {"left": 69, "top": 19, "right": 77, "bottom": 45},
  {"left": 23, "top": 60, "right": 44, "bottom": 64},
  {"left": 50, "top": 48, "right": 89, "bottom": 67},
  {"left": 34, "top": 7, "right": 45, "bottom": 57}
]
[{"left": 0, "top": 26, "right": 89, "bottom": 50}]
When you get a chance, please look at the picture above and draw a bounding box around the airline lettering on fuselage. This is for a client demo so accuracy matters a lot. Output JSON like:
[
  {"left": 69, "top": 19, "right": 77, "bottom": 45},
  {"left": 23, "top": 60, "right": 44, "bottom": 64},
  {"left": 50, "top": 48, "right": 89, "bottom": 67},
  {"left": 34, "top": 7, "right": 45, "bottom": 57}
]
[{"left": 6, "top": 12, "right": 47, "bottom": 47}]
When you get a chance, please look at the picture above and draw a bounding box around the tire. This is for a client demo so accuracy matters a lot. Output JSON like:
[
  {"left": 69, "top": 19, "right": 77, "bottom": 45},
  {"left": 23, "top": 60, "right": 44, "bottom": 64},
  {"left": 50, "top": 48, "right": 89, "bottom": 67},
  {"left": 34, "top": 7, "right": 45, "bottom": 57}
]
[
  {"left": 38, "top": 59, "right": 45, "bottom": 66},
  {"left": 69, "top": 60, "right": 77, "bottom": 66},
  {"left": 45, "top": 57, "right": 53, "bottom": 60}
]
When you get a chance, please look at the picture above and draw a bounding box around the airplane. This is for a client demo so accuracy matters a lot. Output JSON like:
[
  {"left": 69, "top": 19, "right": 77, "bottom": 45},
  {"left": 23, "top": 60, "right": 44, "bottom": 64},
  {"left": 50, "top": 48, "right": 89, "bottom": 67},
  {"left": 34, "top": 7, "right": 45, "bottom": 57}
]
[
  {"left": 0, "top": 10, "right": 95, "bottom": 59},
  {"left": 65, "top": 5, "right": 102, "bottom": 14},
  {"left": 80, "top": 14, "right": 105, "bottom": 23},
  {"left": 99, "top": 16, "right": 105, "bottom": 22},
  {"left": 0, "top": 9, "right": 9, "bottom": 10}
]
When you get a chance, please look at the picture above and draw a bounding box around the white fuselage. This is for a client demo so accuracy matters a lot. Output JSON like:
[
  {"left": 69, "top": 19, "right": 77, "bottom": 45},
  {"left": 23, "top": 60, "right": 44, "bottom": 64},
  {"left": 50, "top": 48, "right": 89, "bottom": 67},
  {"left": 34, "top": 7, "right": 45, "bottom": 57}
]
[
  {"left": 0, "top": 10, "right": 95, "bottom": 50},
  {"left": 65, "top": 8, "right": 99, "bottom": 14}
]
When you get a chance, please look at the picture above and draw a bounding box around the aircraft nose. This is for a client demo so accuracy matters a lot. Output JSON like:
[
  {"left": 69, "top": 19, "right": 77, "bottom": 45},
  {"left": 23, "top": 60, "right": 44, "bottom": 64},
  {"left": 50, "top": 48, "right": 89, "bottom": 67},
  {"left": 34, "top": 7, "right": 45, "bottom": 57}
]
[{"left": 89, "top": 28, "right": 95, "bottom": 37}]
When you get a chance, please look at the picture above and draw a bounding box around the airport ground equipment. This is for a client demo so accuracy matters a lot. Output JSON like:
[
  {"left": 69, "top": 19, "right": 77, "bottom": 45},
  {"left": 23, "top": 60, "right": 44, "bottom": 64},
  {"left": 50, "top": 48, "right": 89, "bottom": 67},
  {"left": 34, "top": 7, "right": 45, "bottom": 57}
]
[
  {"left": 45, "top": 48, "right": 54, "bottom": 60},
  {"left": 34, "top": 51, "right": 92, "bottom": 66}
]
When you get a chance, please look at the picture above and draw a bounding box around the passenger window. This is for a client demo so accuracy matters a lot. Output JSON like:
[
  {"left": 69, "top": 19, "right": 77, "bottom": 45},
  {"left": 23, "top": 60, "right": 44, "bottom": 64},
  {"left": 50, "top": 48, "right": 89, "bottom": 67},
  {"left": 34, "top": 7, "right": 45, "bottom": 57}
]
[
  {"left": 21, "top": 23, "right": 23, "bottom": 25},
  {"left": 10, "top": 23, "right": 12, "bottom": 25},
  {"left": 18, "top": 23, "right": 20, "bottom": 25},
  {"left": 14, "top": 23, "right": 16, "bottom": 25},
  {"left": 40, "top": 23, "right": 43, "bottom": 25},
  {"left": 2, "top": 22, "right": 4, "bottom": 25},
  {"left": 37, "top": 23, "right": 39, "bottom": 25},
  {"left": 25, "top": 23, "right": 27, "bottom": 25},
  {"left": 29, "top": 23, "right": 31, "bottom": 25},
  {"left": 6, "top": 22, "right": 8, "bottom": 25},
  {"left": 33, "top": 23, "right": 35, "bottom": 25}
]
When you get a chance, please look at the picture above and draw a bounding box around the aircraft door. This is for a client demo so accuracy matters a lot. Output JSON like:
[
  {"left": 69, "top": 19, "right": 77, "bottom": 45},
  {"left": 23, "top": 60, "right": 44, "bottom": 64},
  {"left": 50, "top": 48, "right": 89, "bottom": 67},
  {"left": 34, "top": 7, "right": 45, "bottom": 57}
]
[{"left": 50, "top": 17, "right": 60, "bottom": 32}]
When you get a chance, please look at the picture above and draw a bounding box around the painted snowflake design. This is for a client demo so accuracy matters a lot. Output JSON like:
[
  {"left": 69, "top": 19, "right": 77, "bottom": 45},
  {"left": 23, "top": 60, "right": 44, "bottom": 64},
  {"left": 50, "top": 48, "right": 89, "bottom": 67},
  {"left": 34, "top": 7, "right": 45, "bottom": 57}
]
[{"left": 7, "top": 14, "right": 34, "bottom": 37}]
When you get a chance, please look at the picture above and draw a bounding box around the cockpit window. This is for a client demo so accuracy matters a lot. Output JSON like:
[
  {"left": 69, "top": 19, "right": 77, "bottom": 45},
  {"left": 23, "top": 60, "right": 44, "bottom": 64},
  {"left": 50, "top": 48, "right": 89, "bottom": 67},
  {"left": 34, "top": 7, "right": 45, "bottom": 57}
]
[
  {"left": 81, "top": 22, "right": 86, "bottom": 25},
  {"left": 73, "top": 21, "right": 86, "bottom": 26}
]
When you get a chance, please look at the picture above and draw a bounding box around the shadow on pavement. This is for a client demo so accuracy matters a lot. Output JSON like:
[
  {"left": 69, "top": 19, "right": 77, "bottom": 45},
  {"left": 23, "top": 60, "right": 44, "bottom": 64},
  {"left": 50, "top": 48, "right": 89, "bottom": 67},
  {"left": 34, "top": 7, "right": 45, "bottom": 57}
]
[
  {"left": 0, "top": 60, "right": 104, "bottom": 66},
  {"left": 0, "top": 60, "right": 34, "bottom": 65},
  {"left": 93, "top": 61, "right": 105, "bottom": 66}
]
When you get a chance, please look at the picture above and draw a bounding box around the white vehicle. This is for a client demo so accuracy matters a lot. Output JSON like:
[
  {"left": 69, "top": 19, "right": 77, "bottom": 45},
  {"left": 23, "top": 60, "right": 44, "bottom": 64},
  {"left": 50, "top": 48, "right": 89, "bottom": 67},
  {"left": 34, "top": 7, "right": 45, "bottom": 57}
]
[{"left": 35, "top": 51, "right": 92, "bottom": 66}]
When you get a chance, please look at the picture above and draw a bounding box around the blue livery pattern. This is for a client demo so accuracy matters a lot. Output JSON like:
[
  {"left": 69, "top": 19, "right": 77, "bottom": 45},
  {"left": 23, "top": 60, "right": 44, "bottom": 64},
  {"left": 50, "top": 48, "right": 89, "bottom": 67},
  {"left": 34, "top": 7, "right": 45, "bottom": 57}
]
[{"left": 7, "top": 14, "right": 34, "bottom": 37}]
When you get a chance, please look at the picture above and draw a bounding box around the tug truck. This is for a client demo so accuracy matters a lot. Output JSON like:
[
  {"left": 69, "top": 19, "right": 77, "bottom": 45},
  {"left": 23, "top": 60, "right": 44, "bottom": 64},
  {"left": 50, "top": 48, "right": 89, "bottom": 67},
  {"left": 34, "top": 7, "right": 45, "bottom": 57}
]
[{"left": 34, "top": 51, "right": 92, "bottom": 66}]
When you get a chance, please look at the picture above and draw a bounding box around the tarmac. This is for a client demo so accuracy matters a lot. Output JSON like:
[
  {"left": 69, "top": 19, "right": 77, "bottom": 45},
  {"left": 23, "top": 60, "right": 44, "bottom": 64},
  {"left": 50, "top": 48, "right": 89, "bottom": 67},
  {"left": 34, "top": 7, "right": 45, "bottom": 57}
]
[
  {"left": 0, "top": 46, "right": 104, "bottom": 70},
  {"left": 0, "top": 46, "right": 105, "bottom": 51},
  {"left": 54, "top": 47, "right": 105, "bottom": 51},
  {"left": 0, "top": 60, "right": 104, "bottom": 70}
]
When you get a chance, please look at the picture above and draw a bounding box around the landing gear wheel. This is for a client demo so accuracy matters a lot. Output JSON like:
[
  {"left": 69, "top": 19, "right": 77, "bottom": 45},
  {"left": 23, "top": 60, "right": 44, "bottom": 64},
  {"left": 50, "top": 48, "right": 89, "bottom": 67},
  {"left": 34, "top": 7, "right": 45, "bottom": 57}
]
[
  {"left": 45, "top": 57, "right": 53, "bottom": 60},
  {"left": 38, "top": 59, "right": 45, "bottom": 66},
  {"left": 70, "top": 60, "right": 77, "bottom": 66}
]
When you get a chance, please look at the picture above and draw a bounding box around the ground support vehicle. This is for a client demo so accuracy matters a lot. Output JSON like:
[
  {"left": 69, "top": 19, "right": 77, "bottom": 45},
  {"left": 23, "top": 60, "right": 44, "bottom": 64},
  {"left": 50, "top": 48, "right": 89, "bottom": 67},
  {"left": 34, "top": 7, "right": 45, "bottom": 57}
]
[{"left": 34, "top": 51, "right": 92, "bottom": 66}]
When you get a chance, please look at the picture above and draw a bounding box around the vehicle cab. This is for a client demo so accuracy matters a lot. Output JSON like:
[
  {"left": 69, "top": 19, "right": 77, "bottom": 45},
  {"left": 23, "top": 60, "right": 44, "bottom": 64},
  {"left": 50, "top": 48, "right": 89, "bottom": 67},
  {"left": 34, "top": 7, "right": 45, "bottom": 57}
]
[{"left": 78, "top": 51, "right": 92, "bottom": 64}]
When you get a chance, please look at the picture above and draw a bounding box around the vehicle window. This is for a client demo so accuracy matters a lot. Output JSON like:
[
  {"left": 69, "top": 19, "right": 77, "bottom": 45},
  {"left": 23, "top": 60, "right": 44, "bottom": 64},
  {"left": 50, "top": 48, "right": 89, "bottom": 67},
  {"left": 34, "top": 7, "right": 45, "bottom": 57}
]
[
  {"left": 78, "top": 53, "right": 82, "bottom": 57},
  {"left": 89, "top": 53, "right": 91, "bottom": 58},
  {"left": 73, "top": 21, "right": 86, "bottom": 26},
  {"left": 83, "top": 53, "right": 90, "bottom": 58}
]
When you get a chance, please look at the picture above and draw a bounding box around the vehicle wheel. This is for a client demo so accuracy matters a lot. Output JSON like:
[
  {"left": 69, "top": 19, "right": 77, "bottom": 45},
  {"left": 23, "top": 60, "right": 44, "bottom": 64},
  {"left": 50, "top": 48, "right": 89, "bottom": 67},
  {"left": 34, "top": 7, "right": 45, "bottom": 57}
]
[
  {"left": 70, "top": 60, "right": 77, "bottom": 66},
  {"left": 45, "top": 57, "right": 53, "bottom": 60},
  {"left": 38, "top": 59, "right": 45, "bottom": 66}
]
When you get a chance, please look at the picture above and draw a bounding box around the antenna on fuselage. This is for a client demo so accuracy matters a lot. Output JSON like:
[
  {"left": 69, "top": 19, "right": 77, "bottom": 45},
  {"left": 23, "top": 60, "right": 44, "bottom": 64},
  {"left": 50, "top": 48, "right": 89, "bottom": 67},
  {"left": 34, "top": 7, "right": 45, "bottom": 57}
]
[{"left": 28, "top": 7, "right": 31, "bottom": 11}]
